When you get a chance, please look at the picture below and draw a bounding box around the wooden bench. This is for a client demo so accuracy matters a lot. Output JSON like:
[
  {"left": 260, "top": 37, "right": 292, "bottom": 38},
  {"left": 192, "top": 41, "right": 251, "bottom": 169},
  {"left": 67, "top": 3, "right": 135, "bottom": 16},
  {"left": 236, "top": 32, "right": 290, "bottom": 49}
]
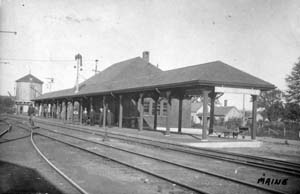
[
  {"left": 238, "top": 127, "right": 249, "bottom": 136},
  {"left": 214, "top": 126, "right": 240, "bottom": 139}
]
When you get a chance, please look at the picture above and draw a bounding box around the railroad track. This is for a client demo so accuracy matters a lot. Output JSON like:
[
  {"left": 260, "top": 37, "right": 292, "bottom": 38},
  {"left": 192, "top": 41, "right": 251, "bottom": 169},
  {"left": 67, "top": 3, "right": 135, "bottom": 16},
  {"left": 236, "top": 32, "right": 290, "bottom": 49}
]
[
  {"left": 12, "top": 122, "right": 199, "bottom": 194},
  {"left": 18, "top": 116, "right": 300, "bottom": 176},
  {"left": 15, "top": 121, "right": 294, "bottom": 194},
  {"left": 6, "top": 115, "right": 300, "bottom": 176},
  {"left": 5, "top": 115, "right": 300, "bottom": 193},
  {"left": 0, "top": 118, "right": 12, "bottom": 137},
  {"left": 0, "top": 118, "right": 31, "bottom": 144},
  {"left": 3, "top": 120, "right": 89, "bottom": 194}
]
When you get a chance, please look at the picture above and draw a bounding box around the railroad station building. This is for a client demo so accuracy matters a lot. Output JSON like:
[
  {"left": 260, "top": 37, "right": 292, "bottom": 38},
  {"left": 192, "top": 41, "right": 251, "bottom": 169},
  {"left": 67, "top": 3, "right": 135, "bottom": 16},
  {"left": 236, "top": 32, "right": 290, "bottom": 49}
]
[{"left": 32, "top": 51, "right": 275, "bottom": 140}]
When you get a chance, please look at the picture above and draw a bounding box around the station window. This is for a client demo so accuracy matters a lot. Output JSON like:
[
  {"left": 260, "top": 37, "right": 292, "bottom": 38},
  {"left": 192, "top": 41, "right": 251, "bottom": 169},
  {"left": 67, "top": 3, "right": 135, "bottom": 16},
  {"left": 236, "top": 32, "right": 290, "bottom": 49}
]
[
  {"left": 162, "top": 102, "right": 168, "bottom": 116},
  {"left": 143, "top": 101, "right": 150, "bottom": 115},
  {"left": 152, "top": 102, "right": 161, "bottom": 116}
]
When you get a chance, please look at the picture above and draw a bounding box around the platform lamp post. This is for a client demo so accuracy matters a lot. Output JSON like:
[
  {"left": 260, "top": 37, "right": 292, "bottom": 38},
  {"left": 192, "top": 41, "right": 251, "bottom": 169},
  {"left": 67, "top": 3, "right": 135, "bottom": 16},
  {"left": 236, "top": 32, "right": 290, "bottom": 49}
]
[{"left": 74, "top": 54, "right": 83, "bottom": 93}]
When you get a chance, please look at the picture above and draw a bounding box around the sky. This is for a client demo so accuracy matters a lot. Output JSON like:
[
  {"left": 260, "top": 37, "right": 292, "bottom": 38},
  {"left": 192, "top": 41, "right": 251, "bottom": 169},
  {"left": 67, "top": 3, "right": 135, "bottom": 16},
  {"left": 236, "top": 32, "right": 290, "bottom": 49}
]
[{"left": 0, "top": 0, "right": 299, "bottom": 110}]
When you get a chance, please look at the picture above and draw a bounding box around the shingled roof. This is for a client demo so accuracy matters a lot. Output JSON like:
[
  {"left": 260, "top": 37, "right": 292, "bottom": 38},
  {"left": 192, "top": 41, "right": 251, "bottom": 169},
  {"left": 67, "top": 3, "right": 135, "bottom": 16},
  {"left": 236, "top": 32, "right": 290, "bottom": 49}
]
[
  {"left": 16, "top": 74, "right": 43, "bottom": 84},
  {"left": 34, "top": 56, "right": 275, "bottom": 100},
  {"left": 214, "top": 106, "right": 239, "bottom": 116}
]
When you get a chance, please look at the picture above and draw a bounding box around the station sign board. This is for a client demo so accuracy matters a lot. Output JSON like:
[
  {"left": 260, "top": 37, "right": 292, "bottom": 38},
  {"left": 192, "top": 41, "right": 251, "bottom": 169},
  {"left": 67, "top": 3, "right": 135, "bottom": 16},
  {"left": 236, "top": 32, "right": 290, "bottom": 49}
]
[{"left": 215, "top": 87, "right": 260, "bottom": 95}]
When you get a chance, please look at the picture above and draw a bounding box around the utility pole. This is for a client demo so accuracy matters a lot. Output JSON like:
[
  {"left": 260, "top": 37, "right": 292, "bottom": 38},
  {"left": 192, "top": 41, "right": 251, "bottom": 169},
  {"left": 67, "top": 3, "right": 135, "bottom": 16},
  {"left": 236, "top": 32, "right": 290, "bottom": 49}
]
[
  {"left": 242, "top": 93, "right": 246, "bottom": 126},
  {"left": 92, "top": 59, "right": 100, "bottom": 75},
  {"left": 74, "top": 54, "right": 82, "bottom": 93}
]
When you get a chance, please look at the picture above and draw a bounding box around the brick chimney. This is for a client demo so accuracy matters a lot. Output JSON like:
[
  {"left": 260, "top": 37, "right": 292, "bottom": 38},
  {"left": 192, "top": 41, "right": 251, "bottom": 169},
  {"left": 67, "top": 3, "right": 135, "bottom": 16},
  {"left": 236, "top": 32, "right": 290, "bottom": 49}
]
[
  {"left": 224, "top": 100, "right": 228, "bottom": 107},
  {"left": 142, "top": 51, "right": 149, "bottom": 62}
]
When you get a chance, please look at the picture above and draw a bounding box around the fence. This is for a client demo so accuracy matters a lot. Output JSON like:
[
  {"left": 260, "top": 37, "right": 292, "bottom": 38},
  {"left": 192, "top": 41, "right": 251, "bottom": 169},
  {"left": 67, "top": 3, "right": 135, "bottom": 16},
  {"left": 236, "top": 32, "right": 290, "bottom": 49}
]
[{"left": 256, "top": 121, "right": 300, "bottom": 140}]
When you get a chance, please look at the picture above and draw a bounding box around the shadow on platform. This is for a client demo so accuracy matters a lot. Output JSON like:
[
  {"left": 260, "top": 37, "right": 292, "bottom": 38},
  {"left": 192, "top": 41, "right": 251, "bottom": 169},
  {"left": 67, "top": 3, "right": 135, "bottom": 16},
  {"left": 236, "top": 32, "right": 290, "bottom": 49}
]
[{"left": 0, "top": 160, "right": 64, "bottom": 194}]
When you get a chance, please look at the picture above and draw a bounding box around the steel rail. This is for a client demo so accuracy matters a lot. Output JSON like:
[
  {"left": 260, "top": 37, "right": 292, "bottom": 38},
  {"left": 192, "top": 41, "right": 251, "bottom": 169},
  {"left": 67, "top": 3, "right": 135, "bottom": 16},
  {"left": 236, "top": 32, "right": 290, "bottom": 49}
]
[
  {"left": 33, "top": 131, "right": 210, "bottom": 194},
  {"left": 35, "top": 120, "right": 300, "bottom": 176},
  {"left": 0, "top": 135, "right": 31, "bottom": 144},
  {"left": 31, "top": 117, "right": 300, "bottom": 168},
  {"left": 30, "top": 129, "right": 90, "bottom": 194},
  {"left": 7, "top": 115, "right": 300, "bottom": 173},
  {"left": 4, "top": 120, "right": 89, "bottom": 194},
  {"left": 36, "top": 126, "right": 287, "bottom": 194},
  {"left": 0, "top": 121, "right": 12, "bottom": 137}
]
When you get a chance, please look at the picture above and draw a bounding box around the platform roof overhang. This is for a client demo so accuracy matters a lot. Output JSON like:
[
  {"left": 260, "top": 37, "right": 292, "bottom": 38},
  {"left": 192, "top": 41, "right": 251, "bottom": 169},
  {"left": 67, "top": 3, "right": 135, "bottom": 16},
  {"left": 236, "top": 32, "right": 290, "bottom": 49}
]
[{"left": 33, "top": 57, "right": 275, "bottom": 101}]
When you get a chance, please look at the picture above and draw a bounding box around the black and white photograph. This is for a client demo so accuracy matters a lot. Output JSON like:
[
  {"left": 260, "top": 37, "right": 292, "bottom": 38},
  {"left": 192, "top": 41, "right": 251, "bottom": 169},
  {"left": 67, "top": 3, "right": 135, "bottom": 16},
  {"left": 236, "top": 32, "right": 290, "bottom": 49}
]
[{"left": 0, "top": 0, "right": 300, "bottom": 193}]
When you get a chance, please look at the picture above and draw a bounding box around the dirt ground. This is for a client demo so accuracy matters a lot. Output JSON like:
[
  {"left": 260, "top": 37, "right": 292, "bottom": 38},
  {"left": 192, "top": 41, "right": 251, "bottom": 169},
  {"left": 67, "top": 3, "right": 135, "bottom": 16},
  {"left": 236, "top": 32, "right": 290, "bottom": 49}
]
[
  {"left": 0, "top": 122, "right": 192, "bottom": 194},
  {"left": 0, "top": 124, "right": 81, "bottom": 194}
]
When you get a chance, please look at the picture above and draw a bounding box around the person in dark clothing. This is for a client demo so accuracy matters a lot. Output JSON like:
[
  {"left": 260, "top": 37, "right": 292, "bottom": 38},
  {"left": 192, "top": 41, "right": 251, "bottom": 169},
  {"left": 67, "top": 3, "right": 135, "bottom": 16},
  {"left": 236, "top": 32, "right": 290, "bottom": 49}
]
[
  {"left": 90, "top": 108, "right": 95, "bottom": 126},
  {"left": 99, "top": 108, "right": 104, "bottom": 127},
  {"left": 28, "top": 104, "right": 35, "bottom": 126},
  {"left": 82, "top": 108, "right": 88, "bottom": 125}
]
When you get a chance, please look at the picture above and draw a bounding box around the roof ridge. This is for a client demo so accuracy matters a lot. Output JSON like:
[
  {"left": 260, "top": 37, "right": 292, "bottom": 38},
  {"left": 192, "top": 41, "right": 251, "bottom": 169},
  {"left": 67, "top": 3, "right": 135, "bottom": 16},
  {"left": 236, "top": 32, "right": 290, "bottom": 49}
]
[
  {"left": 16, "top": 73, "right": 43, "bottom": 84},
  {"left": 164, "top": 60, "right": 221, "bottom": 72}
]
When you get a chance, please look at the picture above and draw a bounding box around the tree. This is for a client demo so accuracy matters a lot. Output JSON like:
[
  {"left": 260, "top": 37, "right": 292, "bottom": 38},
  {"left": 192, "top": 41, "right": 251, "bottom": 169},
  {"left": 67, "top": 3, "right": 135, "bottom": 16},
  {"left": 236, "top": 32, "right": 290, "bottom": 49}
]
[
  {"left": 0, "top": 96, "right": 15, "bottom": 113},
  {"left": 285, "top": 58, "right": 300, "bottom": 104},
  {"left": 284, "top": 103, "right": 300, "bottom": 121},
  {"left": 257, "top": 89, "right": 284, "bottom": 121}
]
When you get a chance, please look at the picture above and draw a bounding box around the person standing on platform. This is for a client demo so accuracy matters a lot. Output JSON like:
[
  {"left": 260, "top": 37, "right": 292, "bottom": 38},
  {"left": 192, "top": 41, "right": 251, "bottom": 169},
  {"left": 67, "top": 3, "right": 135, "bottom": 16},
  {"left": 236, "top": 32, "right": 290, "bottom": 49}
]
[
  {"left": 83, "top": 108, "right": 88, "bottom": 125},
  {"left": 90, "top": 108, "right": 95, "bottom": 126},
  {"left": 99, "top": 108, "right": 104, "bottom": 127},
  {"left": 28, "top": 104, "right": 35, "bottom": 127},
  {"left": 43, "top": 105, "right": 47, "bottom": 117}
]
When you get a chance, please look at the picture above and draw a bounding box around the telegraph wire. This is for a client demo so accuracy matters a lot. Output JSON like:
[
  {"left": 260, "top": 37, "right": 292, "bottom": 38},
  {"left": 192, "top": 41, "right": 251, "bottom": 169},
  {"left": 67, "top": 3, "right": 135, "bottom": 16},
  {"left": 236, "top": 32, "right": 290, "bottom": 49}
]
[{"left": 0, "top": 58, "right": 97, "bottom": 62}]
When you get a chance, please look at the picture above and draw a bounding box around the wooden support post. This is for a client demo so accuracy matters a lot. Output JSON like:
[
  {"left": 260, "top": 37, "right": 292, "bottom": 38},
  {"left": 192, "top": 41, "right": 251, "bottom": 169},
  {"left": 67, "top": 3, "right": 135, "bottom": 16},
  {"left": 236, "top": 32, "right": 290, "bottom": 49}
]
[
  {"left": 56, "top": 101, "right": 59, "bottom": 119},
  {"left": 251, "top": 95, "right": 258, "bottom": 140},
  {"left": 51, "top": 102, "right": 53, "bottom": 118},
  {"left": 90, "top": 97, "right": 93, "bottom": 110},
  {"left": 50, "top": 103, "right": 52, "bottom": 118},
  {"left": 41, "top": 103, "right": 44, "bottom": 117},
  {"left": 103, "top": 96, "right": 109, "bottom": 141},
  {"left": 59, "top": 101, "right": 62, "bottom": 120},
  {"left": 51, "top": 102, "right": 55, "bottom": 119},
  {"left": 57, "top": 102, "right": 59, "bottom": 119},
  {"left": 165, "top": 91, "right": 171, "bottom": 136},
  {"left": 209, "top": 89, "right": 216, "bottom": 134},
  {"left": 65, "top": 101, "right": 68, "bottom": 121},
  {"left": 152, "top": 94, "right": 159, "bottom": 130},
  {"left": 138, "top": 93, "right": 144, "bottom": 131},
  {"left": 103, "top": 96, "right": 106, "bottom": 128},
  {"left": 178, "top": 95, "right": 183, "bottom": 133},
  {"left": 51, "top": 103, "right": 53, "bottom": 118},
  {"left": 153, "top": 100, "right": 158, "bottom": 130},
  {"left": 80, "top": 98, "right": 83, "bottom": 125},
  {"left": 37, "top": 103, "right": 40, "bottom": 117},
  {"left": 119, "top": 95, "right": 123, "bottom": 128},
  {"left": 202, "top": 90, "right": 209, "bottom": 141},
  {"left": 70, "top": 99, "right": 74, "bottom": 123}
]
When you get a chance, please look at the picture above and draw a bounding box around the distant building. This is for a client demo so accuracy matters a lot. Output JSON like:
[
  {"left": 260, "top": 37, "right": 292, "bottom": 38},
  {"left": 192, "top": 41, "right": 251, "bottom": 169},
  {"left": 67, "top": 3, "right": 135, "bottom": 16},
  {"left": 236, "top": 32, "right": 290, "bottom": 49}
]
[
  {"left": 245, "top": 110, "right": 264, "bottom": 122},
  {"left": 192, "top": 103, "right": 243, "bottom": 125},
  {"left": 213, "top": 106, "right": 243, "bottom": 123},
  {"left": 15, "top": 74, "right": 43, "bottom": 114}
]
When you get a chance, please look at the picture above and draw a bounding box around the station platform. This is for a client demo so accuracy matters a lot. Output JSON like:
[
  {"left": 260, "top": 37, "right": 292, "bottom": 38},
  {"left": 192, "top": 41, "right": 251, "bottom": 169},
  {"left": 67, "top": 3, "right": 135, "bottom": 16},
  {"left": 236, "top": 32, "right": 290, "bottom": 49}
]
[
  {"left": 10, "top": 114, "right": 262, "bottom": 148},
  {"left": 83, "top": 125, "right": 262, "bottom": 148}
]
